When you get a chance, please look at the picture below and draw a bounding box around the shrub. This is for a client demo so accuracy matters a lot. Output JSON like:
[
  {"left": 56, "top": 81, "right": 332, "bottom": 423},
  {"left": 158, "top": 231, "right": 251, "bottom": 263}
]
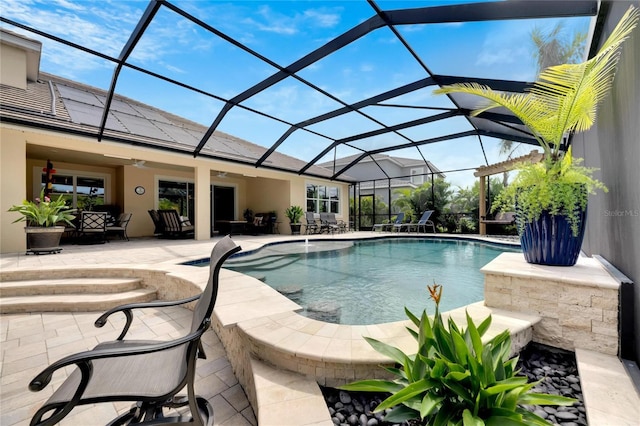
[{"left": 340, "top": 284, "right": 575, "bottom": 425}]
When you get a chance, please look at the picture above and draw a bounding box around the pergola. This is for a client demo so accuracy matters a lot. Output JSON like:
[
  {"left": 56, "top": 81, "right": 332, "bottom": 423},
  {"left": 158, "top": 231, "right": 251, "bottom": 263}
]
[
  {"left": 0, "top": 0, "right": 603, "bottom": 183},
  {"left": 474, "top": 149, "right": 543, "bottom": 235}
]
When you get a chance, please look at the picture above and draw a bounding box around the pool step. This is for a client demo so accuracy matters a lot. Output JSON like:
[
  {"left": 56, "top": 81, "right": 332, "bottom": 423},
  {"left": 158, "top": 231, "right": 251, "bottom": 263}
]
[
  {"left": 0, "top": 277, "right": 157, "bottom": 313},
  {"left": 0, "top": 278, "right": 144, "bottom": 297}
]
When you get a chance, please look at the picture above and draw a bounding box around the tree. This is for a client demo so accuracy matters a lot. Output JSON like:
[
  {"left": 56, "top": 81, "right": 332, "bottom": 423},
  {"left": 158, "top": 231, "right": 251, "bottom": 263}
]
[
  {"left": 393, "top": 179, "right": 452, "bottom": 226},
  {"left": 351, "top": 195, "right": 387, "bottom": 229},
  {"left": 498, "top": 23, "right": 587, "bottom": 162}
]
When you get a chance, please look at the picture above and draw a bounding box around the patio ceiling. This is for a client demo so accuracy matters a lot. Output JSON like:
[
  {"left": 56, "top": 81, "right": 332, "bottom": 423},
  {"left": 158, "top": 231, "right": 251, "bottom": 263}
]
[{"left": 0, "top": 0, "right": 600, "bottom": 183}]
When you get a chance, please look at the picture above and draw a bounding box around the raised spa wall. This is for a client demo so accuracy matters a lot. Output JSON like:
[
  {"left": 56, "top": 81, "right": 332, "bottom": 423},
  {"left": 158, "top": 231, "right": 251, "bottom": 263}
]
[{"left": 482, "top": 253, "right": 621, "bottom": 355}]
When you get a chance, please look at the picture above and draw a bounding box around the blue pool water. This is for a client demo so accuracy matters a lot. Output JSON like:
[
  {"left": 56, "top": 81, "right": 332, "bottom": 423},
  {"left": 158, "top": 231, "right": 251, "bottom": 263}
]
[{"left": 223, "top": 238, "right": 520, "bottom": 325}]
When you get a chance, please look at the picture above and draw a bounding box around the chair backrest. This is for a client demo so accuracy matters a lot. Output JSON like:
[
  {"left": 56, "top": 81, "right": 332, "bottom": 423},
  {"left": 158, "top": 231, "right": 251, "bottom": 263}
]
[
  {"left": 393, "top": 212, "right": 405, "bottom": 224},
  {"left": 80, "top": 211, "right": 107, "bottom": 231},
  {"left": 418, "top": 210, "right": 434, "bottom": 224},
  {"left": 191, "top": 236, "right": 241, "bottom": 333},
  {"left": 305, "top": 211, "right": 316, "bottom": 223},
  {"left": 116, "top": 212, "right": 133, "bottom": 228},
  {"left": 148, "top": 209, "right": 163, "bottom": 234},
  {"left": 496, "top": 212, "right": 516, "bottom": 222},
  {"left": 158, "top": 209, "right": 183, "bottom": 232}
]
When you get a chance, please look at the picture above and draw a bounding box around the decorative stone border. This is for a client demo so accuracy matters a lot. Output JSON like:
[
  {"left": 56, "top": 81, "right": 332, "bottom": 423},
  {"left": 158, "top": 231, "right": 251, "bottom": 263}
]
[{"left": 482, "top": 253, "right": 620, "bottom": 355}]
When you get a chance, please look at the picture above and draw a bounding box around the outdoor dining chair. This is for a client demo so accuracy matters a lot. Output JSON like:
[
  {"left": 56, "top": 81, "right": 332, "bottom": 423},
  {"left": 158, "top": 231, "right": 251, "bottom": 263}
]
[
  {"left": 28, "top": 236, "right": 241, "bottom": 426},
  {"left": 107, "top": 212, "right": 133, "bottom": 241},
  {"left": 77, "top": 211, "right": 107, "bottom": 244}
]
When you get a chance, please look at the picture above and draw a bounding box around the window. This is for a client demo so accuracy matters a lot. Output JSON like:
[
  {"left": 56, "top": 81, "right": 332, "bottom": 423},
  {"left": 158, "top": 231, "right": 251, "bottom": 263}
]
[
  {"left": 306, "top": 183, "right": 340, "bottom": 213},
  {"left": 158, "top": 180, "right": 194, "bottom": 223},
  {"left": 410, "top": 168, "right": 424, "bottom": 185},
  {"left": 40, "top": 172, "right": 106, "bottom": 209}
]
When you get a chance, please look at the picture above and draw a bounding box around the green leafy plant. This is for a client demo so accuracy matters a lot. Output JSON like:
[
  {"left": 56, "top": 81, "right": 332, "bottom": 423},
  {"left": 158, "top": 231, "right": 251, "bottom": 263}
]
[
  {"left": 433, "top": 6, "right": 638, "bottom": 235},
  {"left": 79, "top": 187, "right": 100, "bottom": 211},
  {"left": 493, "top": 149, "right": 606, "bottom": 236},
  {"left": 340, "top": 284, "right": 575, "bottom": 425},
  {"left": 8, "top": 188, "right": 75, "bottom": 227},
  {"left": 284, "top": 205, "right": 303, "bottom": 223}
]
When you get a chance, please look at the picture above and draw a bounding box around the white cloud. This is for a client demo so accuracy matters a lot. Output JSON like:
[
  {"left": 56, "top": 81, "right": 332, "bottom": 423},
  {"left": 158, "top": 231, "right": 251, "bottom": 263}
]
[
  {"left": 360, "top": 63, "right": 374, "bottom": 73},
  {"left": 303, "top": 9, "right": 340, "bottom": 28}
]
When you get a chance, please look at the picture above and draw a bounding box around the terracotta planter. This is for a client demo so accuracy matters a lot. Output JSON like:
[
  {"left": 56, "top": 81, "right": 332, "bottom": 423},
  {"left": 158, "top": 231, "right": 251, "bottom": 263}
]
[{"left": 25, "top": 226, "right": 65, "bottom": 254}]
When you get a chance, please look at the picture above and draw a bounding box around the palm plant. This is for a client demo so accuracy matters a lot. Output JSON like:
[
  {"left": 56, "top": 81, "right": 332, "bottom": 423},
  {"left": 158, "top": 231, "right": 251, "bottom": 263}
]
[
  {"left": 434, "top": 6, "right": 638, "bottom": 265},
  {"left": 498, "top": 21, "right": 588, "bottom": 162},
  {"left": 435, "top": 6, "right": 638, "bottom": 165}
]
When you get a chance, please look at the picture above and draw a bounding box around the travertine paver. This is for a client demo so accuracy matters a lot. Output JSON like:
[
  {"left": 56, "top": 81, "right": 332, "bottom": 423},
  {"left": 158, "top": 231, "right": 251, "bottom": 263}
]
[
  {"left": 1, "top": 233, "right": 634, "bottom": 426},
  {"left": 0, "top": 307, "right": 256, "bottom": 426}
]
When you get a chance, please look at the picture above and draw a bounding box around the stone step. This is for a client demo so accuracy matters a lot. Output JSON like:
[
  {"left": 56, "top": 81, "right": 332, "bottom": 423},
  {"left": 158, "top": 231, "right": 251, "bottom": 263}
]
[
  {"left": 250, "top": 357, "right": 333, "bottom": 426},
  {"left": 576, "top": 348, "right": 640, "bottom": 426},
  {"left": 0, "top": 288, "right": 157, "bottom": 313},
  {"left": 0, "top": 277, "right": 143, "bottom": 297}
]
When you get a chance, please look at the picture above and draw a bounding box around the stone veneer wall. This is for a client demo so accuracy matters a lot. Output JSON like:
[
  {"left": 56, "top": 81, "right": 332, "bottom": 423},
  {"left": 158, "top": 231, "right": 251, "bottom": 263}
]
[{"left": 482, "top": 253, "right": 620, "bottom": 355}]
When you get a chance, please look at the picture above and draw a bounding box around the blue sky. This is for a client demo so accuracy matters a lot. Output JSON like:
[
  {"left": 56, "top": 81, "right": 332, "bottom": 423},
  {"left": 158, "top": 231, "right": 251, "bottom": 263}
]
[{"left": 0, "top": 0, "right": 592, "bottom": 188}]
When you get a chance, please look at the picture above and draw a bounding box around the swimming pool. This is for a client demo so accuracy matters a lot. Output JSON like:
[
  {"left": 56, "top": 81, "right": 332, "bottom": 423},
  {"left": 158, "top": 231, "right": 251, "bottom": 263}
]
[{"left": 222, "top": 238, "right": 520, "bottom": 325}]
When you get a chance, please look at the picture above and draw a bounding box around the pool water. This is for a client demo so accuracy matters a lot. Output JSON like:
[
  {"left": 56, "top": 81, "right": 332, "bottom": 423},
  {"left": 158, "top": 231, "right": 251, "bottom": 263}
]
[{"left": 224, "top": 238, "right": 520, "bottom": 325}]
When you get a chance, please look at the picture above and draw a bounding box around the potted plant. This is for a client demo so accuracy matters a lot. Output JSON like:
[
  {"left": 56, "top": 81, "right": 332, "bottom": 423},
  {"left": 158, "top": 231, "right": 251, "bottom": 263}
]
[
  {"left": 284, "top": 205, "right": 304, "bottom": 235},
  {"left": 243, "top": 208, "right": 253, "bottom": 223},
  {"left": 434, "top": 6, "right": 638, "bottom": 266},
  {"left": 8, "top": 189, "right": 76, "bottom": 254}
]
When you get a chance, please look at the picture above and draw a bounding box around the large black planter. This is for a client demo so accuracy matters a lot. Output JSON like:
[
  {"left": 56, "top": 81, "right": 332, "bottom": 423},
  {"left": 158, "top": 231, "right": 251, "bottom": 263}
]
[
  {"left": 519, "top": 209, "right": 587, "bottom": 266},
  {"left": 25, "top": 226, "right": 65, "bottom": 254}
]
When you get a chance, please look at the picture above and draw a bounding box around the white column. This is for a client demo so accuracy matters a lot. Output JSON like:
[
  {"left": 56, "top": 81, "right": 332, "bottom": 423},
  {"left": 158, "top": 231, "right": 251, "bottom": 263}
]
[{"left": 194, "top": 165, "right": 211, "bottom": 240}]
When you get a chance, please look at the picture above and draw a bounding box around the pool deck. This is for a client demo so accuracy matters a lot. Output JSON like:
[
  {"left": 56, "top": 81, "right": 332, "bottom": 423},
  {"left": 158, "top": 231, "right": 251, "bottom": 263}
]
[{"left": 1, "top": 232, "right": 638, "bottom": 425}]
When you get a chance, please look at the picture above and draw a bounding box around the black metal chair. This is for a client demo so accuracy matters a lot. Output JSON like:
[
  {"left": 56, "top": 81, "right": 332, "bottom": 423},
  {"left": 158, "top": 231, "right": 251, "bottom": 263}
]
[
  {"left": 148, "top": 209, "right": 163, "bottom": 236},
  {"left": 77, "top": 211, "right": 107, "bottom": 243},
  {"left": 304, "top": 211, "right": 320, "bottom": 234},
  {"left": 158, "top": 209, "right": 195, "bottom": 238},
  {"left": 107, "top": 212, "right": 133, "bottom": 241},
  {"left": 28, "top": 236, "right": 241, "bottom": 426}
]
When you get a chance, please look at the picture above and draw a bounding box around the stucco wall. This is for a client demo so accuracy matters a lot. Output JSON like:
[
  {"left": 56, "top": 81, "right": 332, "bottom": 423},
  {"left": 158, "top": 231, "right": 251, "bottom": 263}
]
[
  {"left": 0, "top": 43, "right": 26, "bottom": 90},
  {"left": 572, "top": 1, "right": 640, "bottom": 364},
  {"left": 0, "top": 128, "right": 27, "bottom": 253}
]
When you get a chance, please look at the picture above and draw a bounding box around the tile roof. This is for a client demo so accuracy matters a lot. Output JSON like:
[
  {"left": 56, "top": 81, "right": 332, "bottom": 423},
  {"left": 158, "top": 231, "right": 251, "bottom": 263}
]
[{"left": 1, "top": 72, "right": 339, "bottom": 180}]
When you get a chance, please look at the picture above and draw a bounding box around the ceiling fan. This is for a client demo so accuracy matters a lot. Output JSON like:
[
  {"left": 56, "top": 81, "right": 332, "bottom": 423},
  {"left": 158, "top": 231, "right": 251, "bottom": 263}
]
[
  {"left": 132, "top": 160, "right": 147, "bottom": 169},
  {"left": 217, "top": 171, "right": 227, "bottom": 178}
]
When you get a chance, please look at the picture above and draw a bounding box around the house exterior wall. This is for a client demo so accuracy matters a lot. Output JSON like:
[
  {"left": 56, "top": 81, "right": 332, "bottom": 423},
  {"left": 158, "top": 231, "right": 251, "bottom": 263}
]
[
  {"left": 0, "top": 120, "right": 345, "bottom": 251},
  {"left": 0, "top": 43, "right": 26, "bottom": 89},
  {"left": 341, "top": 160, "right": 403, "bottom": 181},
  {"left": 573, "top": 1, "right": 640, "bottom": 364},
  {"left": 0, "top": 127, "right": 27, "bottom": 254}
]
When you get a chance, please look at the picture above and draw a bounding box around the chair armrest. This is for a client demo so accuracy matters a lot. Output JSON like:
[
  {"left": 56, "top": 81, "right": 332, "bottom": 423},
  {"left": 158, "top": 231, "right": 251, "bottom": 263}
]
[
  {"left": 94, "top": 294, "right": 201, "bottom": 340},
  {"left": 29, "top": 328, "right": 206, "bottom": 393}
]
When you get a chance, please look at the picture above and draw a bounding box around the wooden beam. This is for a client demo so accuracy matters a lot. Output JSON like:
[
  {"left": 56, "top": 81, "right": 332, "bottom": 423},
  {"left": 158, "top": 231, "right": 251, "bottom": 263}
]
[{"left": 474, "top": 150, "right": 543, "bottom": 177}]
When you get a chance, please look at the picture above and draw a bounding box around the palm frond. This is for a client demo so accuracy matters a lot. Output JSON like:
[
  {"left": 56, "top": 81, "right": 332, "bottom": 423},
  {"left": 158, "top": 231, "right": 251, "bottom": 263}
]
[{"left": 433, "top": 5, "right": 639, "bottom": 157}]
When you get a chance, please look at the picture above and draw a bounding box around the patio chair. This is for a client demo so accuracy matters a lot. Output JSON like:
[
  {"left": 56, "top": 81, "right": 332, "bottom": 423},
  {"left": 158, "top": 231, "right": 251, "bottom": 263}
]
[
  {"left": 76, "top": 211, "right": 107, "bottom": 244},
  {"left": 304, "top": 211, "right": 321, "bottom": 234},
  {"left": 320, "top": 212, "right": 346, "bottom": 234},
  {"left": 148, "top": 209, "right": 163, "bottom": 235},
  {"left": 158, "top": 209, "right": 195, "bottom": 238},
  {"left": 372, "top": 212, "right": 404, "bottom": 232},
  {"left": 408, "top": 210, "right": 436, "bottom": 233},
  {"left": 107, "top": 212, "right": 133, "bottom": 241},
  {"left": 28, "top": 236, "right": 241, "bottom": 426}
]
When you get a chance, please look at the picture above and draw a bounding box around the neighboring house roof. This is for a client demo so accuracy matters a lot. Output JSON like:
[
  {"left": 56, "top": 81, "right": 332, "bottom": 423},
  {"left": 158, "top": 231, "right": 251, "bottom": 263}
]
[
  {"left": 357, "top": 179, "right": 419, "bottom": 190},
  {"left": 318, "top": 153, "right": 445, "bottom": 179},
  {"left": 0, "top": 72, "right": 342, "bottom": 181}
]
